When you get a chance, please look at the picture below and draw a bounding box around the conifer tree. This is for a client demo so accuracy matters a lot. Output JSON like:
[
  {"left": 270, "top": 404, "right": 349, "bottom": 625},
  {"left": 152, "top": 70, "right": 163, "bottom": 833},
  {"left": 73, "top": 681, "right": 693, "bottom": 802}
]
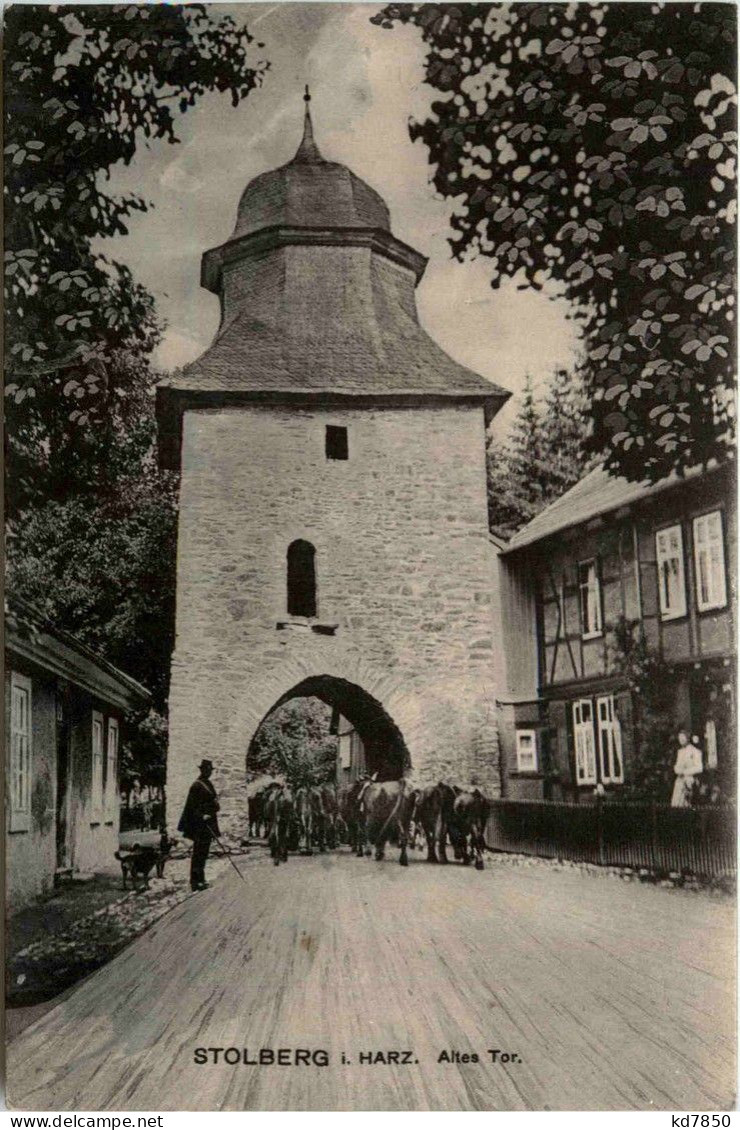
[
  {"left": 488, "top": 369, "right": 592, "bottom": 538},
  {"left": 540, "top": 367, "right": 596, "bottom": 501}
]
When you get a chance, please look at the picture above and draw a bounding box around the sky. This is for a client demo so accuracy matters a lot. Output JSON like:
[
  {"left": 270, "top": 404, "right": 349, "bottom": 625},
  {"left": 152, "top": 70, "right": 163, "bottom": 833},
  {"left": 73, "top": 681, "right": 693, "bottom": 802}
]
[{"left": 100, "top": 1, "right": 582, "bottom": 436}]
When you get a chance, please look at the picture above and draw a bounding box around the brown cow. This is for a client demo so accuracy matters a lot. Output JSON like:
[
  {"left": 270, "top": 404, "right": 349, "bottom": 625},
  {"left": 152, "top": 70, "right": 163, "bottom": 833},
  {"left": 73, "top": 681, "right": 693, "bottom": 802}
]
[
  {"left": 357, "top": 779, "right": 415, "bottom": 866},
  {"left": 247, "top": 784, "right": 277, "bottom": 839},
  {"left": 412, "top": 783, "right": 455, "bottom": 864},
  {"left": 318, "top": 784, "right": 339, "bottom": 849},
  {"left": 337, "top": 778, "right": 373, "bottom": 856},
  {"left": 267, "top": 784, "right": 295, "bottom": 865},
  {"left": 256, "top": 781, "right": 283, "bottom": 843},
  {"left": 444, "top": 787, "right": 490, "bottom": 870},
  {"left": 295, "top": 786, "right": 325, "bottom": 854}
]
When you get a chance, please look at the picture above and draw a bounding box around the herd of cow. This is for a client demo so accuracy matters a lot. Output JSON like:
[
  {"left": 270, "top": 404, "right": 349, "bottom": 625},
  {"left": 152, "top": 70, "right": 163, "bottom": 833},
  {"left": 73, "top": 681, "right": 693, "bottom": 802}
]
[{"left": 247, "top": 778, "right": 492, "bottom": 870}]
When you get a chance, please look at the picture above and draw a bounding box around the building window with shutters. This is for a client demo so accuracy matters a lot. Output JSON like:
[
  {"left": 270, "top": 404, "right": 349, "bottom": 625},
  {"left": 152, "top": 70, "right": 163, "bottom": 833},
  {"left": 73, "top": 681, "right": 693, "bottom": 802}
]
[
  {"left": 105, "top": 718, "right": 119, "bottom": 824},
  {"left": 287, "top": 539, "right": 317, "bottom": 618},
  {"left": 91, "top": 711, "right": 104, "bottom": 823},
  {"left": 515, "top": 730, "right": 538, "bottom": 773},
  {"left": 655, "top": 523, "right": 687, "bottom": 620},
  {"left": 596, "top": 695, "right": 624, "bottom": 784},
  {"left": 693, "top": 510, "right": 727, "bottom": 612},
  {"left": 573, "top": 699, "right": 597, "bottom": 785},
  {"left": 578, "top": 558, "right": 602, "bottom": 638},
  {"left": 9, "top": 672, "right": 32, "bottom": 833}
]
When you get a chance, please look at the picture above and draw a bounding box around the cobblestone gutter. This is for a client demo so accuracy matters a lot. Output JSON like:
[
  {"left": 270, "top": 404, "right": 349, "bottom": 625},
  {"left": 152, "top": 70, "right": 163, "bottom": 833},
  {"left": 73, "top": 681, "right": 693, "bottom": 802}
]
[{"left": 6, "top": 854, "right": 240, "bottom": 1007}]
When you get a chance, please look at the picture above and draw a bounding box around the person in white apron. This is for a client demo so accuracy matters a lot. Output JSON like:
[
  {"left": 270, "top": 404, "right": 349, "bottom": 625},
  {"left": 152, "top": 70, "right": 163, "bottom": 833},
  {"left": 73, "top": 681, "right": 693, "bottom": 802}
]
[{"left": 671, "top": 729, "right": 703, "bottom": 807}]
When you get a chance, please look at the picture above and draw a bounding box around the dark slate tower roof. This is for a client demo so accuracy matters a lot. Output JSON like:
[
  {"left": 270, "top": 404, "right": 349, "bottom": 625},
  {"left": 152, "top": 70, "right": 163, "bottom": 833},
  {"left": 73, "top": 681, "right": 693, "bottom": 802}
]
[
  {"left": 157, "top": 91, "right": 510, "bottom": 467},
  {"left": 232, "top": 101, "right": 391, "bottom": 238}
]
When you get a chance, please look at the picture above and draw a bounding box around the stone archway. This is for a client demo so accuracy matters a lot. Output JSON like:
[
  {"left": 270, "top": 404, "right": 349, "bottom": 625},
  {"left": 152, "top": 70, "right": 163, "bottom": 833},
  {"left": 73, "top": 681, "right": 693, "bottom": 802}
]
[{"left": 246, "top": 674, "right": 411, "bottom": 782}]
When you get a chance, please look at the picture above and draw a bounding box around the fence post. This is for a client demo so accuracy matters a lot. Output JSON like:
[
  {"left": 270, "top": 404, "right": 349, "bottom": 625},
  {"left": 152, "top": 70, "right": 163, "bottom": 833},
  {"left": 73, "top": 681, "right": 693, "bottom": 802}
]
[
  {"left": 650, "top": 801, "right": 658, "bottom": 870},
  {"left": 596, "top": 796, "right": 605, "bottom": 866}
]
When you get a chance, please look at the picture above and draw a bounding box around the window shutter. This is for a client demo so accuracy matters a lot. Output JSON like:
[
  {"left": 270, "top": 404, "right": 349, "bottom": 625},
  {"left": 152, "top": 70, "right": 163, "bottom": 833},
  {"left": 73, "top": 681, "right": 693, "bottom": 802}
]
[
  {"left": 615, "top": 692, "right": 632, "bottom": 783},
  {"left": 564, "top": 701, "right": 575, "bottom": 788}
]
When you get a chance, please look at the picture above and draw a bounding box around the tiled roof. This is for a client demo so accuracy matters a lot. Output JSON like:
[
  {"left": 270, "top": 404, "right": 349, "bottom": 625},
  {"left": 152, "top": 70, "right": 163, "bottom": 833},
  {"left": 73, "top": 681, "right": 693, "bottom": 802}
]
[
  {"left": 5, "top": 593, "right": 151, "bottom": 708},
  {"left": 504, "top": 463, "right": 720, "bottom": 553},
  {"left": 163, "top": 247, "right": 509, "bottom": 401},
  {"left": 232, "top": 107, "right": 390, "bottom": 239},
  {"left": 157, "top": 100, "right": 511, "bottom": 445}
]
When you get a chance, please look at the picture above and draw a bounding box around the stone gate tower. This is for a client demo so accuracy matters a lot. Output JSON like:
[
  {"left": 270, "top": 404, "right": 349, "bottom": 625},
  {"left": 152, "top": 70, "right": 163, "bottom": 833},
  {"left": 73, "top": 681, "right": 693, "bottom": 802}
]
[{"left": 158, "top": 97, "right": 510, "bottom": 831}]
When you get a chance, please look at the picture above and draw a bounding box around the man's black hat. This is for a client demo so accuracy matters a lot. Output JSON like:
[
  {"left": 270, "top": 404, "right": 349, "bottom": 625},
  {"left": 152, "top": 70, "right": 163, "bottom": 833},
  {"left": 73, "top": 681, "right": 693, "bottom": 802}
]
[{"left": 199, "top": 759, "right": 214, "bottom": 772}]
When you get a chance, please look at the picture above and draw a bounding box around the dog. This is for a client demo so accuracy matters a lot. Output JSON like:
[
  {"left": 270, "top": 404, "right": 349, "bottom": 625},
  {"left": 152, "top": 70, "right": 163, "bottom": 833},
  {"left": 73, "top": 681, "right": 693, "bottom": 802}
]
[{"left": 115, "top": 830, "right": 177, "bottom": 891}]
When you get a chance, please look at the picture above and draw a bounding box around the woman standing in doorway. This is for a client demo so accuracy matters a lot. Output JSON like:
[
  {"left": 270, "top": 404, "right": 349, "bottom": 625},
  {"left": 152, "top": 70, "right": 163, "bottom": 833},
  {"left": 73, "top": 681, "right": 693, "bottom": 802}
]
[{"left": 671, "top": 728, "right": 703, "bottom": 807}]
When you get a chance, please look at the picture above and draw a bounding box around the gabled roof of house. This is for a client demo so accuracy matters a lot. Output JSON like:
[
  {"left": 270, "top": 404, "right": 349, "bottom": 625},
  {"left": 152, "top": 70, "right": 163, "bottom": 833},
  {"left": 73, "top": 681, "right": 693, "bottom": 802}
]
[
  {"left": 5, "top": 595, "right": 151, "bottom": 712},
  {"left": 503, "top": 462, "right": 728, "bottom": 554}
]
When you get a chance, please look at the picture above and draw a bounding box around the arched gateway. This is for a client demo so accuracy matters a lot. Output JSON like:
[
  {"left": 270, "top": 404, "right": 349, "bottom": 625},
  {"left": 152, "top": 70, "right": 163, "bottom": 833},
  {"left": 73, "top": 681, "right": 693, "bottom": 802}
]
[
  {"left": 248, "top": 675, "right": 410, "bottom": 782},
  {"left": 158, "top": 95, "right": 510, "bottom": 835}
]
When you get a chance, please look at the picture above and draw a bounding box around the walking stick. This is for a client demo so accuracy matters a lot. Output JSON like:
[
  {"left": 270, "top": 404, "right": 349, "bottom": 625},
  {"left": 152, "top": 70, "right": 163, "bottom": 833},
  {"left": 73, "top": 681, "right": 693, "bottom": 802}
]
[{"left": 204, "top": 820, "right": 248, "bottom": 884}]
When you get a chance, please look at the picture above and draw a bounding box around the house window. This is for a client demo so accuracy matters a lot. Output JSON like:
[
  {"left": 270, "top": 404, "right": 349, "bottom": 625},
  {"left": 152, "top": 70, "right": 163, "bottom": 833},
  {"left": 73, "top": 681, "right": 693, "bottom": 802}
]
[
  {"left": 515, "top": 730, "right": 538, "bottom": 773},
  {"left": 578, "top": 559, "right": 602, "bottom": 638},
  {"left": 105, "top": 718, "right": 119, "bottom": 824},
  {"left": 573, "top": 699, "right": 597, "bottom": 785},
  {"left": 693, "top": 510, "right": 727, "bottom": 612},
  {"left": 325, "top": 425, "right": 348, "bottom": 461},
  {"left": 596, "top": 695, "right": 624, "bottom": 784},
  {"left": 91, "top": 711, "right": 104, "bottom": 823},
  {"left": 9, "top": 672, "right": 32, "bottom": 832},
  {"left": 339, "top": 732, "right": 352, "bottom": 770},
  {"left": 655, "top": 524, "right": 687, "bottom": 620},
  {"left": 287, "top": 539, "right": 317, "bottom": 617}
]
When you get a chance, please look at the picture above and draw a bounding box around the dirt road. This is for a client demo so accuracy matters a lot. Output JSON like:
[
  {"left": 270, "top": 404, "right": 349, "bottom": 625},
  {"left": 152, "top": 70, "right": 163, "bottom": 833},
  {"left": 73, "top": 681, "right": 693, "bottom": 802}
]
[{"left": 6, "top": 850, "right": 735, "bottom": 1111}]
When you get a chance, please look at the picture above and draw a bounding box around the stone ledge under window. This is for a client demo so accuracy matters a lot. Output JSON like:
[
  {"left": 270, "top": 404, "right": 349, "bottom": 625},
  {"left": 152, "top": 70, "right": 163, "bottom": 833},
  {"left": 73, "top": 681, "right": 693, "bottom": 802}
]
[{"left": 276, "top": 618, "right": 338, "bottom": 637}]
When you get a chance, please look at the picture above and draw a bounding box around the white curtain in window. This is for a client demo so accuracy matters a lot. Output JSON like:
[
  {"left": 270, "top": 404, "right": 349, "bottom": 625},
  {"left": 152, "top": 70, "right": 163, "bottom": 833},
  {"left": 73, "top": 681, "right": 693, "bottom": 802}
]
[
  {"left": 579, "top": 561, "right": 602, "bottom": 636},
  {"left": 516, "top": 731, "right": 537, "bottom": 773},
  {"left": 596, "top": 695, "right": 624, "bottom": 783},
  {"left": 573, "top": 700, "right": 597, "bottom": 784},
  {"left": 655, "top": 525, "right": 686, "bottom": 618},
  {"left": 693, "top": 511, "right": 726, "bottom": 612}
]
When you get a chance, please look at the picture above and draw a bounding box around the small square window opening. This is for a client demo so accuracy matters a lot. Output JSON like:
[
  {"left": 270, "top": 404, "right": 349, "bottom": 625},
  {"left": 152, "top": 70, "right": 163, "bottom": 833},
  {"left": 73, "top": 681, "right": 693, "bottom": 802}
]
[{"left": 326, "top": 425, "right": 348, "bottom": 461}]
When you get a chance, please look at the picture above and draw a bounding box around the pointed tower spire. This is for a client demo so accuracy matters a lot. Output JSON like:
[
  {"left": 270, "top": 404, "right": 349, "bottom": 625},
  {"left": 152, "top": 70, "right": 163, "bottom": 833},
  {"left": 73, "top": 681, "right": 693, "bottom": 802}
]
[{"left": 292, "top": 84, "right": 323, "bottom": 164}]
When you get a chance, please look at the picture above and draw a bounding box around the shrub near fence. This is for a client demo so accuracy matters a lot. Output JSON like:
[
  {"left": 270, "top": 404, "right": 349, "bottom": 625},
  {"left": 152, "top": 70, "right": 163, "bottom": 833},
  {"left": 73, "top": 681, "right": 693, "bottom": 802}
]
[{"left": 486, "top": 799, "right": 736, "bottom": 879}]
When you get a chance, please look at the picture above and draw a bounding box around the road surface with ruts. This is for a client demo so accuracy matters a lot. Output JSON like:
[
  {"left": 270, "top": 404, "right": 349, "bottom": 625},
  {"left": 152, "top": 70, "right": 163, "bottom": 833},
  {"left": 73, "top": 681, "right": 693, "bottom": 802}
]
[{"left": 7, "top": 849, "right": 736, "bottom": 1111}]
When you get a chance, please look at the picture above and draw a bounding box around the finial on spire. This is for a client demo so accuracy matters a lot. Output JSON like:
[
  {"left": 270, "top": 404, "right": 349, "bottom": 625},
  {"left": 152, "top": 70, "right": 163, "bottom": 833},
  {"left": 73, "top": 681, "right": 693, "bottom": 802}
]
[{"left": 292, "top": 84, "right": 322, "bottom": 164}]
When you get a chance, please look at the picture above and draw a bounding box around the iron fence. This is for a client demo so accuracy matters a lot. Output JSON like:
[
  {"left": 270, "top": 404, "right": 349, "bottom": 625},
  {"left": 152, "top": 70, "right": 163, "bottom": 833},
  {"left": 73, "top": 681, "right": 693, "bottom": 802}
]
[{"left": 486, "top": 798, "right": 736, "bottom": 879}]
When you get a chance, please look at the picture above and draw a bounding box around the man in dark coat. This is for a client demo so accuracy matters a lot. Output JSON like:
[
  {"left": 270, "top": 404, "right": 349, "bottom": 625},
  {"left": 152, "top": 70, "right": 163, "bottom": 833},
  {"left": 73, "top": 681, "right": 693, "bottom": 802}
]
[{"left": 178, "top": 759, "right": 220, "bottom": 890}]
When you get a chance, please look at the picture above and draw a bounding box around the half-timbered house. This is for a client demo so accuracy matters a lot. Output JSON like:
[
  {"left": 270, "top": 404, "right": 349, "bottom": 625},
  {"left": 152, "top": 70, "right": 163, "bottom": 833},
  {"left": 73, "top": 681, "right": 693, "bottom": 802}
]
[{"left": 495, "top": 463, "right": 735, "bottom": 803}]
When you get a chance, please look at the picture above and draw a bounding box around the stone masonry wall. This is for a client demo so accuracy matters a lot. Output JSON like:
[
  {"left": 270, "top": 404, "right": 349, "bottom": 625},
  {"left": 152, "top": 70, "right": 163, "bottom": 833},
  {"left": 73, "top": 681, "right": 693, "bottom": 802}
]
[{"left": 167, "top": 403, "right": 501, "bottom": 833}]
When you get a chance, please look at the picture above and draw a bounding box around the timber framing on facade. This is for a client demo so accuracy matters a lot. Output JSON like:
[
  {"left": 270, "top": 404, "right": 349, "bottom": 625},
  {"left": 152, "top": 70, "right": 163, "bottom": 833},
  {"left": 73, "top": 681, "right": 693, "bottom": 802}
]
[{"left": 495, "top": 462, "right": 736, "bottom": 804}]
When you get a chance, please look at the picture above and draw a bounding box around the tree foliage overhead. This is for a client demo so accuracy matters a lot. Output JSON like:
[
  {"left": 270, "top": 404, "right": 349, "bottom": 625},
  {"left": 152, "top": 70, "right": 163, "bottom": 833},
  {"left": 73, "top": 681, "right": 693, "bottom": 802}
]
[
  {"left": 488, "top": 368, "right": 594, "bottom": 537},
  {"left": 4, "top": 3, "right": 267, "bottom": 429},
  {"left": 374, "top": 3, "right": 736, "bottom": 481},
  {"left": 249, "top": 699, "right": 339, "bottom": 790},
  {"left": 6, "top": 362, "right": 178, "bottom": 713},
  {"left": 5, "top": 5, "right": 267, "bottom": 789}
]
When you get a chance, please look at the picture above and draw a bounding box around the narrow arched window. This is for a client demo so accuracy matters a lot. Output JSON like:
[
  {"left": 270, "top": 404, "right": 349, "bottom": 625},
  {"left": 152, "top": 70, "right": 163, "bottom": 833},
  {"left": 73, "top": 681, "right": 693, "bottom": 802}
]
[{"left": 287, "top": 540, "right": 317, "bottom": 617}]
